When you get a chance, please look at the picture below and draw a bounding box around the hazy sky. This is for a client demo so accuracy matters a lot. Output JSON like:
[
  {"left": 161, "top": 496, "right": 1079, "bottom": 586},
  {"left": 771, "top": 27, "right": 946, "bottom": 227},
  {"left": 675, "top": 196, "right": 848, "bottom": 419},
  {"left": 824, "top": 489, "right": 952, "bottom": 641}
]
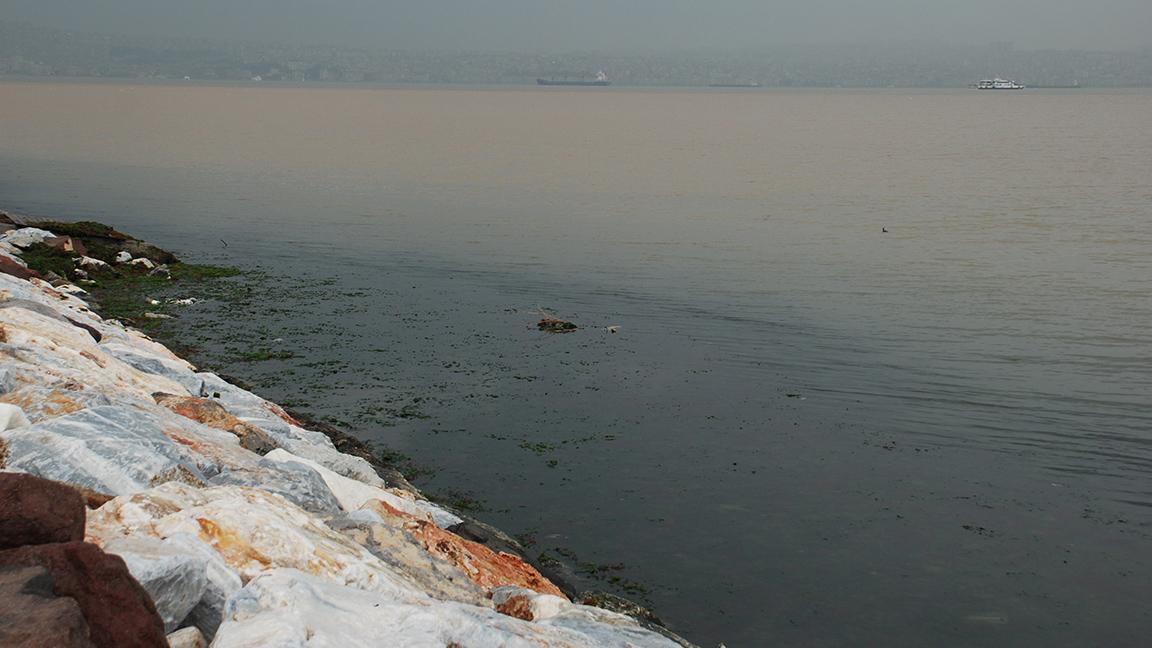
[{"left": 3, "top": 0, "right": 1150, "bottom": 51}]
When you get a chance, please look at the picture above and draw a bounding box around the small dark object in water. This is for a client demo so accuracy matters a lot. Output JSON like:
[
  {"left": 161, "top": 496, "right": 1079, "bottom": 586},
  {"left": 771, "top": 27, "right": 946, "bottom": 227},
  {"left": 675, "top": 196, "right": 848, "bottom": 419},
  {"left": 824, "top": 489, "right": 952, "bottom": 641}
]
[
  {"left": 882, "top": 227, "right": 888, "bottom": 233},
  {"left": 536, "top": 309, "right": 577, "bottom": 333},
  {"left": 538, "top": 317, "right": 578, "bottom": 333}
]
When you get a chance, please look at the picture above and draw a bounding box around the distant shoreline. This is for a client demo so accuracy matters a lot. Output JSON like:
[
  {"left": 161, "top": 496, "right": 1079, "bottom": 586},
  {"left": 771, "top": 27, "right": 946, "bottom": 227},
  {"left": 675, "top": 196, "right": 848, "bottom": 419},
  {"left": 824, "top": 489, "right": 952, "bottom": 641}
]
[{"left": 0, "top": 75, "right": 1140, "bottom": 91}]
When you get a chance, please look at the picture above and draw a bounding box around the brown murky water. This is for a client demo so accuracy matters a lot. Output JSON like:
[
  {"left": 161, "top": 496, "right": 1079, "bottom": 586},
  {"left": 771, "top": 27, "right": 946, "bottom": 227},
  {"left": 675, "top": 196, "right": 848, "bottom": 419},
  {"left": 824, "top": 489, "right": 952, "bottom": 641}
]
[{"left": 3, "top": 81, "right": 1152, "bottom": 646}]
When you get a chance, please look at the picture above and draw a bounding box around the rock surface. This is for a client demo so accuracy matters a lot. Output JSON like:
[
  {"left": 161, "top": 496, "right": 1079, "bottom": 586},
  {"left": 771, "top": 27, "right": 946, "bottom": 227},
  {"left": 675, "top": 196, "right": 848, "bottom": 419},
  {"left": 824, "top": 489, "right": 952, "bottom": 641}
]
[
  {"left": 212, "top": 569, "right": 682, "bottom": 648},
  {"left": 0, "top": 221, "right": 696, "bottom": 648},
  {"left": 166, "top": 626, "right": 209, "bottom": 648},
  {"left": 0, "top": 541, "right": 168, "bottom": 648},
  {"left": 0, "top": 472, "right": 86, "bottom": 550},
  {"left": 0, "top": 565, "right": 96, "bottom": 648},
  {"left": 363, "top": 499, "right": 566, "bottom": 598},
  {"left": 104, "top": 536, "right": 209, "bottom": 632}
]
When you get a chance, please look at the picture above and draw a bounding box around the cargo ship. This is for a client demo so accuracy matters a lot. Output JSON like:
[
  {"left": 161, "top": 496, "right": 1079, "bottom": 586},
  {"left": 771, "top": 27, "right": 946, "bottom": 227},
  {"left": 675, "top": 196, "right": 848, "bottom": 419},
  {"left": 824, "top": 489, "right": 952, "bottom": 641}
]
[
  {"left": 975, "top": 78, "right": 1025, "bottom": 89},
  {"left": 537, "top": 70, "right": 611, "bottom": 86}
]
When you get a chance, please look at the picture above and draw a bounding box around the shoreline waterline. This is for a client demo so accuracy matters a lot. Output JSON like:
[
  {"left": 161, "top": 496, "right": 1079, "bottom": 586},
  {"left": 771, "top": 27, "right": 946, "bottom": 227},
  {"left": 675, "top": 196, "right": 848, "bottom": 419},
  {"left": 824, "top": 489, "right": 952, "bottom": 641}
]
[{"left": 0, "top": 211, "right": 698, "bottom": 646}]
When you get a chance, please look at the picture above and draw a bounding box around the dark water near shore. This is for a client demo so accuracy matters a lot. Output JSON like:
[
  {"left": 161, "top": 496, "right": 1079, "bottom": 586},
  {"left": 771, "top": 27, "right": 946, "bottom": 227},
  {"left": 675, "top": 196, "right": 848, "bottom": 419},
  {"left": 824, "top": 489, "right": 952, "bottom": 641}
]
[{"left": 3, "top": 82, "right": 1152, "bottom": 646}]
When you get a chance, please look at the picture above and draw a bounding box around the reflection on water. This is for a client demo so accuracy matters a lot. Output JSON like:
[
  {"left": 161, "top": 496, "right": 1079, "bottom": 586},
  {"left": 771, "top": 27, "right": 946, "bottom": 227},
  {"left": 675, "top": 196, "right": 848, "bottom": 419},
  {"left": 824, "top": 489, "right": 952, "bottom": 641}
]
[{"left": 2, "top": 82, "right": 1152, "bottom": 646}]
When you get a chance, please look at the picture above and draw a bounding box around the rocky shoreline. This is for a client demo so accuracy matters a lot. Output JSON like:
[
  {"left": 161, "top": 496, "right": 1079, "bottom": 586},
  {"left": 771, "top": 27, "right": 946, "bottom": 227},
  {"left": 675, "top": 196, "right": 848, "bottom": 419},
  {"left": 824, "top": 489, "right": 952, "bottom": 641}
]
[{"left": 0, "top": 211, "right": 696, "bottom": 647}]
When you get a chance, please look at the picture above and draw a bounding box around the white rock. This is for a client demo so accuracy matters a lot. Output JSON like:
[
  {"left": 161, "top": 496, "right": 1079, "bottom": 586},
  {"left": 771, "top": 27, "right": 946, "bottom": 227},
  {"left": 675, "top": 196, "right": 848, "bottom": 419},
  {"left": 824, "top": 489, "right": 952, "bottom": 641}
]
[
  {"left": 98, "top": 340, "right": 203, "bottom": 394},
  {"left": 2, "top": 405, "right": 206, "bottom": 494},
  {"left": 130, "top": 257, "right": 157, "bottom": 269},
  {"left": 0, "top": 403, "right": 31, "bottom": 432},
  {"left": 54, "top": 283, "right": 88, "bottom": 295},
  {"left": 263, "top": 449, "right": 461, "bottom": 528},
  {"left": 86, "top": 483, "right": 422, "bottom": 598},
  {"left": 0, "top": 401, "right": 273, "bottom": 494},
  {"left": 327, "top": 514, "right": 488, "bottom": 607},
  {"left": 491, "top": 586, "right": 680, "bottom": 643},
  {"left": 115, "top": 251, "right": 133, "bottom": 263},
  {"left": 209, "top": 457, "right": 342, "bottom": 516},
  {"left": 0, "top": 227, "right": 54, "bottom": 248},
  {"left": 161, "top": 533, "right": 244, "bottom": 640},
  {"left": 212, "top": 569, "right": 681, "bottom": 648},
  {"left": 104, "top": 536, "right": 209, "bottom": 633},
  {"left": 0, "top": 306, "right": 189, "bottom": 414},
  {"left": 196, "top": 373, "right": 385, "bottom": 487},
  {"left": 0, "top": 273, "right": 100, "bottom": 328},
  {"left": 166, "top": 627, "right": 208, "bottom": 648},
  {"left": 76, "top": 256, "right": 111, "bottom": 270}
]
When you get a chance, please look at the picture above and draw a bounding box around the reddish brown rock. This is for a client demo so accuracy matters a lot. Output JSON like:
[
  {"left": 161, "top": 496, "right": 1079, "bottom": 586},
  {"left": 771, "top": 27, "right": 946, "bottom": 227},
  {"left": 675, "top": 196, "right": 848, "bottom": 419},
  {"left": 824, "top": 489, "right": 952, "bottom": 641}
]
[
  {"left": 0, "top": 254, "right": 40, "bottom": 280},
  {"left": 0, "top": 565, "right": 96, "bottom": 648},
  {"left": 0, "top": 473, "right": 86, "bottom": 550},
  {"left": 153, "top": 393, "right": 278, "bottom": 454},
  {"left": 495, "top": 593, "right": 535, "bottom": 621},
  {"left": 44, "top": 236, "right": 88, "bottom": 256},
  {"left": 0, "top": 542, "right": 168, "bottom": 648},
  {"left": 364, "top": 500, "right": 567, "bottom": 598}
]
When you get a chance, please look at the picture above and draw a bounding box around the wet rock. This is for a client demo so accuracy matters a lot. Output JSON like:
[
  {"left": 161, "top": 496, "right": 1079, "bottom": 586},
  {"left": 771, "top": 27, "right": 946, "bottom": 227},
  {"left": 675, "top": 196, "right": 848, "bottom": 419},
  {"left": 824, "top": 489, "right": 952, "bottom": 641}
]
[
  {"left": 492, "top": 586, "right": 687, "bottom": 646},
  {"left": 153, "top": 393, "right": 278, "bottom": 454},
  {"left": 212, "top": 569, "right": 681, "bottom": 648},
  {"left": 577, "top": 591, "right": 696, "bottom": 647},
  {"left": 166, "top": 626, "right": 208, "bottom": 648},
  {"left": 0, "top": 565, "right": 96, "bottom": 648},
  {"left": 327, "top": 513, "right": 490, "bottom": 607},
  {"left": 118, "top": 240, "right": 179, "bottom": 265},
  {"left": 195, "top": 373, "right": 385, "bottom": 485},
  {"left": 282, "top": 407, "right": 423, "bottom": 495},
  {"left": 447, "top": 517, "right": 531, "bottom": 559},
  {"left": 0, "top": 541, "right": 168, "bottom": 648},
  {"left": 362, "top": 499, "right": 565, "bottom": 598},
  {"left": 103, "top": 536, "right": 209, "bottom": 633},
  {"left": 0, "top": 473, "right": 86, "bottom": 549}
]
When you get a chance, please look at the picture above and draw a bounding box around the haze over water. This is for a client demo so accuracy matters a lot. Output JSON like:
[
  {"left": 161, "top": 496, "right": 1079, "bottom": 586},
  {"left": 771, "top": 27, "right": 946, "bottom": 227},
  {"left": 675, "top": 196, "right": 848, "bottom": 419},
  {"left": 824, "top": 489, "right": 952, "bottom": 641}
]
[{"left": 2, "top": 82, "right": 1151, "bottom": 646}]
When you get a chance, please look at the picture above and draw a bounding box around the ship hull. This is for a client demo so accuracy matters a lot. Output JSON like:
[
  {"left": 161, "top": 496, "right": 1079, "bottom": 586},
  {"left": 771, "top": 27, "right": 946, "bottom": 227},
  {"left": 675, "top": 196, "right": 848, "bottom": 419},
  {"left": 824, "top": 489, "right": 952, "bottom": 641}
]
[{"left": 536, "top": 79, "right": 611, "bottom": 86}]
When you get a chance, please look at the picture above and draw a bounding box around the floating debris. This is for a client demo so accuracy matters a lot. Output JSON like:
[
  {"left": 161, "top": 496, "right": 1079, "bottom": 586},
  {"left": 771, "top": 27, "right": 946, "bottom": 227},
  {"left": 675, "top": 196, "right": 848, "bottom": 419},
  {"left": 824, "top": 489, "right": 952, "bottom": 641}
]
[{"left": 536, "top": 309, "right": 577, "bottom": 333}]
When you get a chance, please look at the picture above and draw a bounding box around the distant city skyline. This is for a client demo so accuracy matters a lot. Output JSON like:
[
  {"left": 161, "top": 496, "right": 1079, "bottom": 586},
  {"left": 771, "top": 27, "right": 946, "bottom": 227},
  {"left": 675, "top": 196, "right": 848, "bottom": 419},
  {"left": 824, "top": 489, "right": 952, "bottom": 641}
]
[{"left": 1, "top": 0, "right": 1150, "bottom": 53}]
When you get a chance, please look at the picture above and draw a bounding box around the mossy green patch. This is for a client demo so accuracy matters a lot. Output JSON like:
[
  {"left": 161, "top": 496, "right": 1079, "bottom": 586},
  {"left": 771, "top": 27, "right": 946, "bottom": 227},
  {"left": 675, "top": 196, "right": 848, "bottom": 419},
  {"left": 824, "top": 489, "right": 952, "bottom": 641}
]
[
  {"left": 235, "top": 349, "right": 297, "bottom": 362},
  {"left": 17, "top": 243, "right": 78, "bottom": 279},
  {"left": 27, "top": 220, "right": 131, "bottom": 240}
]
